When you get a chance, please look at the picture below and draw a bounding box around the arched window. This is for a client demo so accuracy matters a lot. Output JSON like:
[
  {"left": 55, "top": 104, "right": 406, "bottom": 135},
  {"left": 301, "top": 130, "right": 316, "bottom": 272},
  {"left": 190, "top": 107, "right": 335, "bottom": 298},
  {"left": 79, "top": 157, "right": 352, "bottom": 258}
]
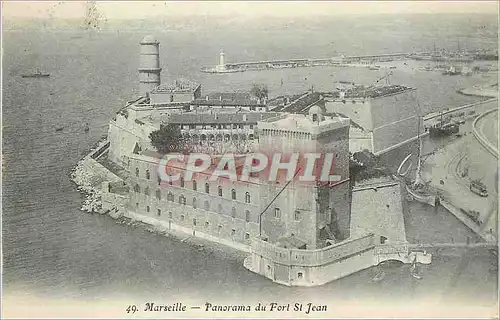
[
  {"left": 133, "top": 184, "right": 140, "bottom": 193},
  {"left": 231, "top": 189, "right": 236, "bottom": 200},
  {"left": 205, "top": 183, "right": 210, "bottom": 194},
  {"left": 245, "top": 210, "right": 251, "bottom": 222},
  {"left": 156, "top": 189, "right": 161, "bottom": 200},
  {"left": 144, "top": 187, "right": 150, "bottom": 196},
  {"left": 180, "top": 177, "right": 184, "bottom": 188},
  {"left": 218, "top": 186, "right": 223, "bottom": 196},
  {"left": 135, "top": 167, "right": 139, "bottom": 177},
  {"left": 193, "top": 180, "right": 197, "bottom": 191},
  {"left": 231, "top": 207, "right": 236, "bottom": 218},
  {"left": 168, "top": 192, "right": 174, "bottom": 201},
  {"left": 274, "top": 208, "right": 281, "bottom": 219},
  {"left": 179, "top": 195, "right": 186, "bottom": 205},
  {"left": 146, "top": 169, "right": 150, "bottom": 180},
  {"left": 192, "top": 197, "right": 197, "bottom": 209},
  {"left": 245, "top": 192, "right": 251, "bottom": 203},
  {"left": 204, "top": 200, "right": 210, "bottom": 211}
]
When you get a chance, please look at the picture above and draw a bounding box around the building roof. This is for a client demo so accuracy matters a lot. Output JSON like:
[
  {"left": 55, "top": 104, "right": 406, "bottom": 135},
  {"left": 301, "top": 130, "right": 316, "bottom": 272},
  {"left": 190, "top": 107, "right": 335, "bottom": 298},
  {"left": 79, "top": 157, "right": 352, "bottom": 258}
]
[
  {"left": 192, "top": 92, "right": 263, "bottom": 107},
  {"left": 274, "top": 92, "right": 324, "bottom": 113},
  {"left": 259, "top": 113, "right": 350, "bottom": 134},
  {"left": 151, "top": 79, "right": 200, "bottom": 94},
  {"left": 168, "top": 111, "right": 281, "bottom": 125},
  {"left": 334, "top": 85, "right": 414, "bottom": 99}
]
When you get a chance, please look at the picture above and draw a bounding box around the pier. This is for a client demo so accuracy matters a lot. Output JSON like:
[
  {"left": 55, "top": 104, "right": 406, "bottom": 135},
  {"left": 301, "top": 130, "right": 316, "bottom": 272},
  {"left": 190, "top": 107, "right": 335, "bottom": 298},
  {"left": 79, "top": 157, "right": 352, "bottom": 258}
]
[{"left": 202, "top": 52, "right": 414, "bottom": 73}]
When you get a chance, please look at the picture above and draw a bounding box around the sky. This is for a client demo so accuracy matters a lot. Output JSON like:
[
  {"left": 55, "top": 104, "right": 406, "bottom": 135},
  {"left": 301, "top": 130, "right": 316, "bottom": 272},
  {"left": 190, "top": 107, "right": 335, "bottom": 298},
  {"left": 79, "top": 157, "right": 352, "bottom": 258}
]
[{"left": 2, "top": 1, "right": 499, "bottom": 19}]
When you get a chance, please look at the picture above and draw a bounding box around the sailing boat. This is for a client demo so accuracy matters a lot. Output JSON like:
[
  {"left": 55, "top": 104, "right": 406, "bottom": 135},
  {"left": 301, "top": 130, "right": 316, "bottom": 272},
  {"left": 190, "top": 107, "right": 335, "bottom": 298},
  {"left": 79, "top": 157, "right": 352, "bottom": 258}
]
[
  {"left": 410, "top": 256, "right": 423, "bottom": 280},
  {"left": 397, "top": 117, "right": 437, "bottom": 206}
]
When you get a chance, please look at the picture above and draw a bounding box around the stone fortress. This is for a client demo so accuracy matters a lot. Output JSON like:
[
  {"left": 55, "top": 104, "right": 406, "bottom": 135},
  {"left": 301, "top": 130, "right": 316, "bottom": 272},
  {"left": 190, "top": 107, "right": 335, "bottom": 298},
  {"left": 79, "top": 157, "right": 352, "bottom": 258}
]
[{"left": 96, "top": 35, "right": 434, "bottom": 286}]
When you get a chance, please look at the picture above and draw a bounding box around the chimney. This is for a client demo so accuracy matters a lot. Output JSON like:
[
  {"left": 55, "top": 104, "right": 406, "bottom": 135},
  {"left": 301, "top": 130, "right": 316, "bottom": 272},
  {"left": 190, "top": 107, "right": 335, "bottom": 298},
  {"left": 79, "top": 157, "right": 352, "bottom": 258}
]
[
  {"left": 206, "top": 95, "right": 209, "bottom": 101},
  {"left": 219, "top": 95, "right": 222, "bottom": 101}
]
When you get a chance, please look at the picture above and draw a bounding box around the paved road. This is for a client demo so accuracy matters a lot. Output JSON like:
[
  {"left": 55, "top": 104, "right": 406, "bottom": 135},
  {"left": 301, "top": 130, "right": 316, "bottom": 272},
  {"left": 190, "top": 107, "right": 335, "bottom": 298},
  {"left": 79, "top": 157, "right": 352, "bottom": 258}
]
[{"left": 477, "top": 109, "right": 498, "bottom": 152}]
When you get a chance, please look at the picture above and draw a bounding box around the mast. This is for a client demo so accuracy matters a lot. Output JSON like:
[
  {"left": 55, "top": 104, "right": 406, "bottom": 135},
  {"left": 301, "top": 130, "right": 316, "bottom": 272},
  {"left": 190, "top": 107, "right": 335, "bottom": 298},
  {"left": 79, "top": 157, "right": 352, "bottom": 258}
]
[{"left": 413, "top": 100, "right": 423, "bottom": 187}]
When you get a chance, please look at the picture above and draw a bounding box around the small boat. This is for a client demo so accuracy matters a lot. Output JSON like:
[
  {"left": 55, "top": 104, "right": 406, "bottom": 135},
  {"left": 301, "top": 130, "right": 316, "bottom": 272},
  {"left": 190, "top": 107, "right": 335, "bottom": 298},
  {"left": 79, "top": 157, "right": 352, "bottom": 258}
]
[
  {"left": 410, "top": 257, "right": 423, "bottom": 280},
  {"left": 55, "top": 127, "right": 64, "bottom": 132},
  {"left": 389, "top": 66, "right": 397, "bottom": 69},
  {"left": 84, "top": 123, "right": 90, "bottom": 132},
  {"left": 368, "top": 65, "right": 380, "bottom": 71},
  {"left": 21, "top": 70, "right": 50, "bottom": 78}
]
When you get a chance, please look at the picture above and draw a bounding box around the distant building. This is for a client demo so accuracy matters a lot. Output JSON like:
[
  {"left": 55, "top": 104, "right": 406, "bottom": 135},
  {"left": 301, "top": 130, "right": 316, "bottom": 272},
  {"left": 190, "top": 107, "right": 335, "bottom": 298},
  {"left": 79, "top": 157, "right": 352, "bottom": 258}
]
[{"left": 190, "top": 92, "right": 268, "bottom": 112}]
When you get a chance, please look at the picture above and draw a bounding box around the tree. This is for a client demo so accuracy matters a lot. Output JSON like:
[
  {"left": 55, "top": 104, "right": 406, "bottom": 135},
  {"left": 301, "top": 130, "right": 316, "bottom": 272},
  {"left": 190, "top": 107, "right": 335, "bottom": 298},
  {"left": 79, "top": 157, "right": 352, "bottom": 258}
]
[
  {"left": 149, "top": 124, "right": 186, "bottom": 154},
  {"left": 250, "top": 83, "right": 269, "bottom": 102}
]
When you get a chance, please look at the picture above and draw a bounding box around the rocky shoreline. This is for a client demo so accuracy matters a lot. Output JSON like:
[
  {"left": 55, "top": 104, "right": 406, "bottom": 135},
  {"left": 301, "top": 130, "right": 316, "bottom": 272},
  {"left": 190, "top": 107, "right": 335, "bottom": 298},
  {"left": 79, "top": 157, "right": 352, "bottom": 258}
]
[{"left": 69, "top": 139, "right": 247, "bottom": 261}]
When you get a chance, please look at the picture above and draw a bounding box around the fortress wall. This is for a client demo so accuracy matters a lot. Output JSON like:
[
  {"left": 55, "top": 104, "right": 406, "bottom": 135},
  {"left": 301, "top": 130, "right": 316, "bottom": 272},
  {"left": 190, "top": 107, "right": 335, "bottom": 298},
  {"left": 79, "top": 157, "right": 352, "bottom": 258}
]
[
  {"left": 325, "top": 99, "right": 373, "bottom": 130},
  {"left": 372, "top": 115, "right": 420, "bottom": 154},
  {"left": 107, "top": 113, "right": 156, "bottom": 166},
  {"left": 370, "top": 90, "right": 418, "bottom": 129}
]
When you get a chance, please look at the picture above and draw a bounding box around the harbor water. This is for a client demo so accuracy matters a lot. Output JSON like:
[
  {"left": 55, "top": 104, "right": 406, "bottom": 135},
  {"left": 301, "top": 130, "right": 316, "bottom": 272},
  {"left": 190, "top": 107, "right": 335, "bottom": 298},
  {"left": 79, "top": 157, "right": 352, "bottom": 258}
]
[{"left": 2, "top": 14, "right": 498, "bottom": 313}]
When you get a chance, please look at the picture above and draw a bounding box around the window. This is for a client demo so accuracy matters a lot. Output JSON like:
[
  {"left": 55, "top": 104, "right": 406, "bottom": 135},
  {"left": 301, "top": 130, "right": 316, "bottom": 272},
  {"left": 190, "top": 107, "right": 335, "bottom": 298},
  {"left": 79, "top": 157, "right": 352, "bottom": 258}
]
[
  {"left": 146, "top": 206, "right": 150, "bottom": 213},
  {"left": 294, "top": 210, "right": 301, "bottom": 221},
  {"left": 192, "top": 197, "right": 197, "bottom": 209},
  {"left": 134, "top": 184, "right": 140, "bottom": 193},
  {"left": 168, "top": 192, "right": 174, "bottom": 202},
  {"left": 205, "top": 221, "right": 210, "bottom": 228},
  {"left": 168, "top": 211, "right": 173, "bottom": 219},
  {"left": 218, "top": 225, "right": 222, "bottom": 233},
  {"left": 180, "top": 177, "right": 184, "bottom": 188},
  {"left": 144, "top": 187, "right": 150, "bottom": 196},
  {"left": 205, "top": 183, "right": 210, "bottom": 194},
  {"left": 298, "top": 272, "right": 303, "bottom": 279},
  {"left": 231, "top": 229, "right": 236, "bottom": 235},
  {"left": 218, "top": 186, "right": 223, "bottom": 196},
  {"left": 245, "top": 192, "right": 251, "bottom": 203},
  {"left": 217, "top": 204, "right": 222, "bottom": 213},
  {"left": 312, "top": 114, "right": 318, "bottom": 122},
  {"left": 193, "top": 180, "right": 197, "bottom": 191},
  {"left": 157, "top": 209, "right": 161, "bottom": 216},
  {"left": 181, "top": 215, "right": 185, "bottom": 220},
  {"left": 179, "top": 195, "right": 186, "bottom": 205},
  {"left": 204, "top": 200, "right": 210, "bottom": 211},
  {"left": 245, "top": 233, "right": 250, "bottom": 240},
  {"left": 136, "top": 202, "right": 139, "bottom": 209},
  {"left": 157, "top": 176, "right": 161, "bottom": 186},
  {"left": 231, "top": 207, "right": 236, "bottom": 218},
  {"left": 250, "top": 125, "right": 254, "bottom": 129},
  {"left": 231, "top": 189, "right": 236, "bottom": 200},
  {"left": 135, "top": 167, "right": 139, "bottom": 177},
  {"left": 245, "top": 210, "right": 251, "bottom": 222},
  {"left": 146, "top": 170, "right": 150, "bottom": 180},
  {"left": 193, "top": 218, "right": 197, "bottom": 226},
  {"left": 156, "top": 189, "right": 161, "bottom": 200},
  {"left": 274, "top": 208, "right": 281, "bottom": 219}
]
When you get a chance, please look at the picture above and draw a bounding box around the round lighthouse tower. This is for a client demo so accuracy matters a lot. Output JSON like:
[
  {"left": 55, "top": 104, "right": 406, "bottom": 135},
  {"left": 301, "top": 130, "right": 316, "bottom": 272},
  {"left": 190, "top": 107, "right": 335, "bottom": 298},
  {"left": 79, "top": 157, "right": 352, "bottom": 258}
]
[{"left": 139, "top": 35, "right": 162, "bottom": 97}]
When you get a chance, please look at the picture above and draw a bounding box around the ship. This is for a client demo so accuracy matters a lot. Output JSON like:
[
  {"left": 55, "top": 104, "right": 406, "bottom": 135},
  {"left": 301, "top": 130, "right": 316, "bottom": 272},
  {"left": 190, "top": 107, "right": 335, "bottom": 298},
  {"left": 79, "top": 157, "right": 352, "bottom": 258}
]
[
  {"left": 442, "top": 65, "right": 461, "bottom": 76},
  {"left": 429, "top": 122, "right": 459, "bottom": 137},
  {"left": 397, "top": 116, "right": 438, "bottom": 207},
  {"left": 21, "top": 70, "right": 50, "bottom": 78}
]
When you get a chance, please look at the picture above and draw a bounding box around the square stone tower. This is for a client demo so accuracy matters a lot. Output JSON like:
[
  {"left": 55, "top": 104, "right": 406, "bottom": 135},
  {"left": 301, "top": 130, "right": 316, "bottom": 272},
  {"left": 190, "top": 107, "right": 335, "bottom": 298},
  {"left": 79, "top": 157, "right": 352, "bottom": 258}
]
[{"left": 256, "top": 106, "right": 351, "bottom": 249}]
